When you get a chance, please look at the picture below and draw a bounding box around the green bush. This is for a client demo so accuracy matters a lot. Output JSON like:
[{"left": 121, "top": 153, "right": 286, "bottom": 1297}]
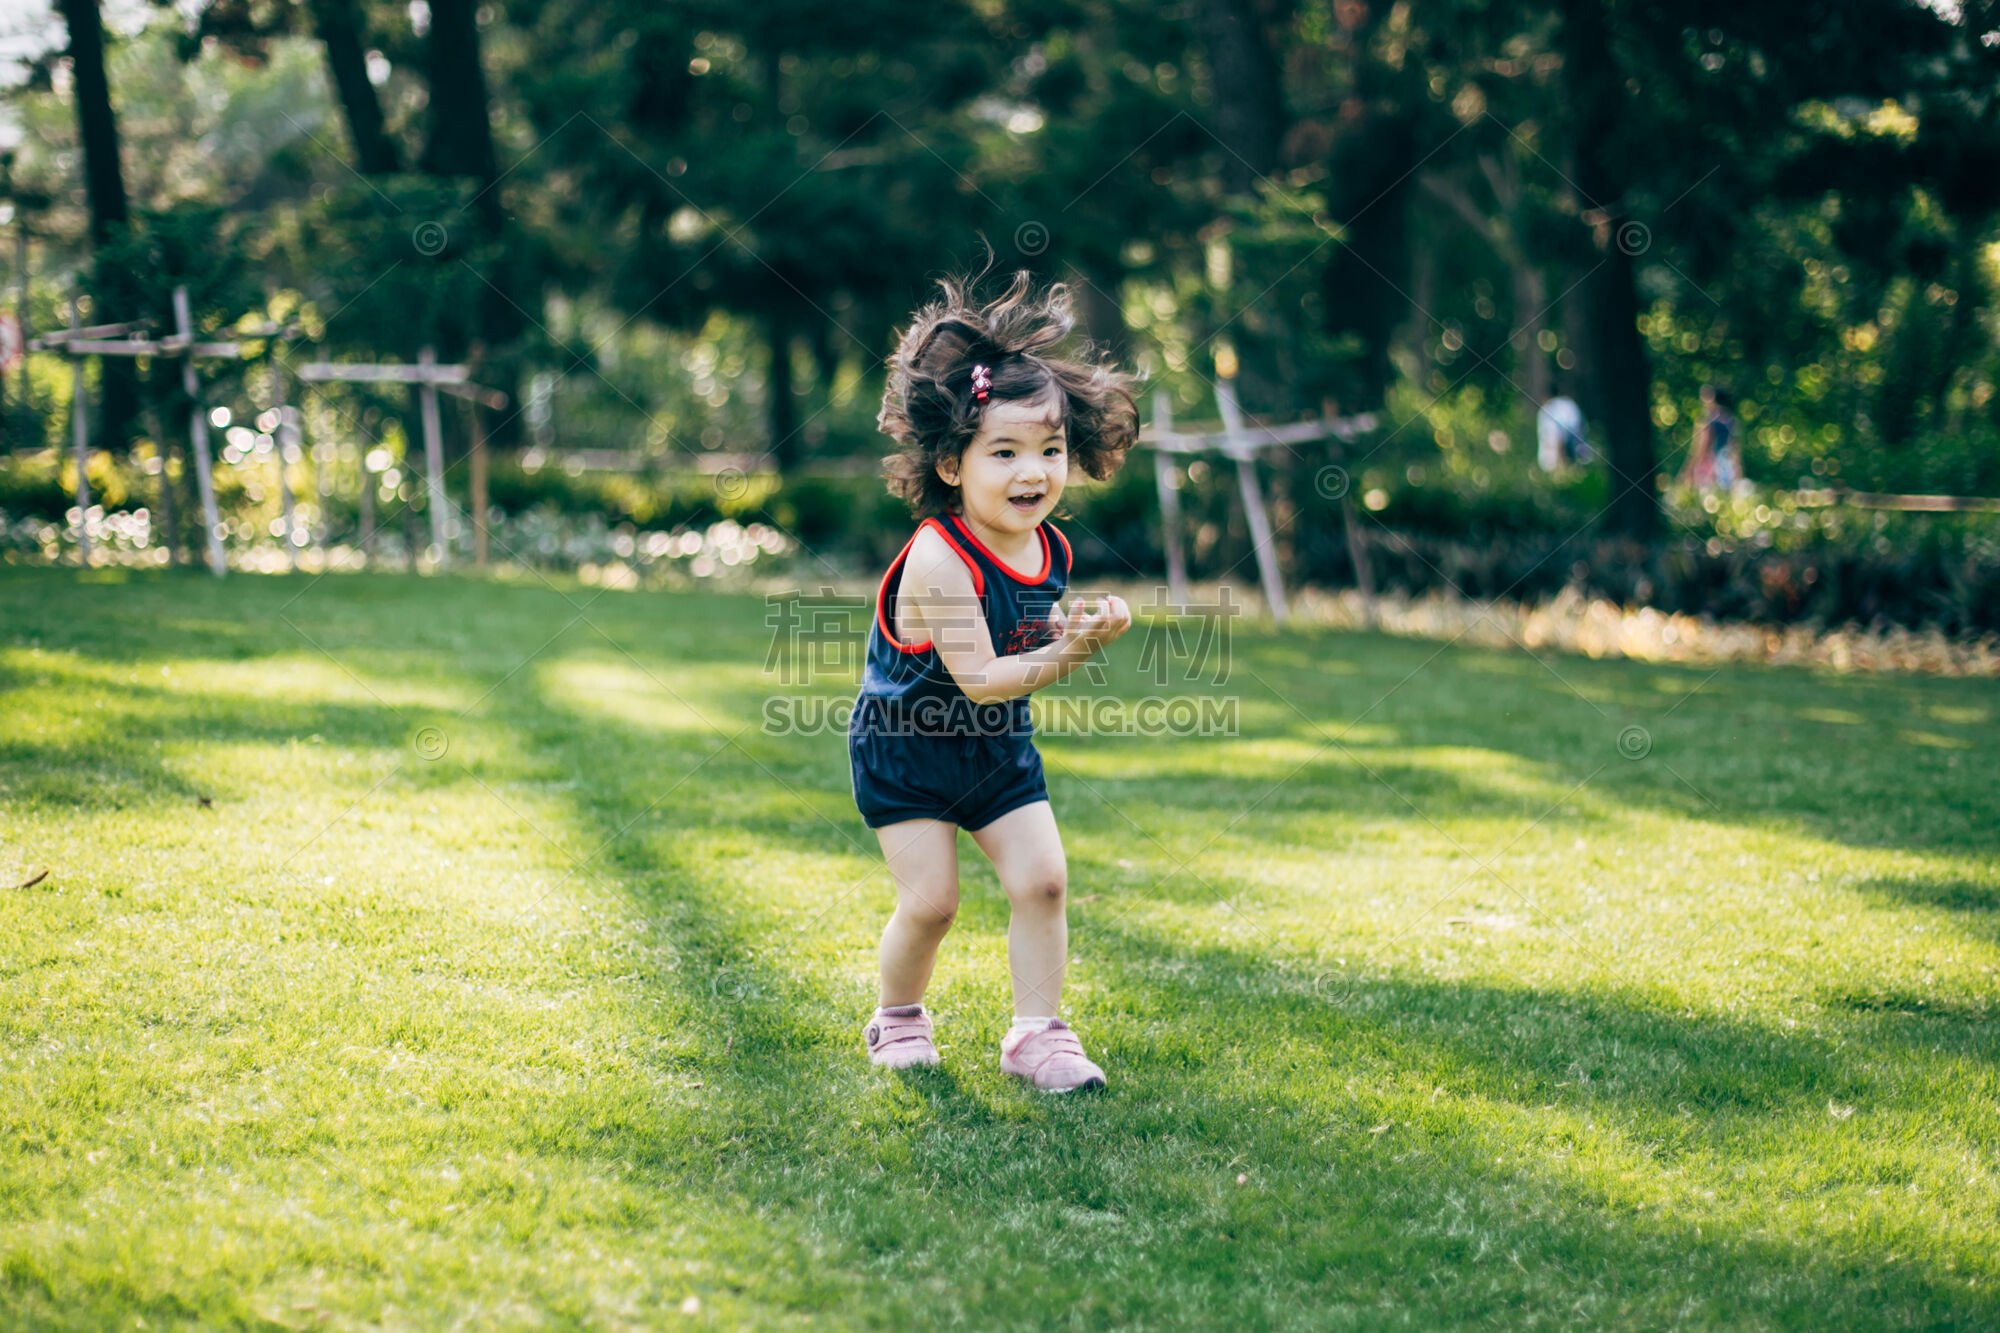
[
  {"left": 7, "top": 443, "right": 1998, "bottom": 633},
  {"left": 0, "top": 455, "right": 71, "bottom": 522}
]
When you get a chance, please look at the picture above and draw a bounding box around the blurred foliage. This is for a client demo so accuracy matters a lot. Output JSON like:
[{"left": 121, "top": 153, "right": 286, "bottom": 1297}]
[
  {"left": 9, "top": 440, "right": 1997, "bottom": 632},
  {"left": 4, "top": 0, "right": 2000, "bottom": 618}
]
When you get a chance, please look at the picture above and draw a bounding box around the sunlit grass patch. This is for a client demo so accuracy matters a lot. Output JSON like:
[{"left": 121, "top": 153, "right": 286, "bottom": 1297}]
[{"left": 1, "top": 565, "right": 1995, "bottom": 1328}]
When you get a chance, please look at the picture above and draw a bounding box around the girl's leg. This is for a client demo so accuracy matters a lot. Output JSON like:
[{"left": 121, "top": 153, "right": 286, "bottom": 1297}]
[
  {"left": 967, "top": 800, "right": 1067, "bottom": 1017},
  {"left": 875, "top": 818, "right": 961, "bottom": 1007}
]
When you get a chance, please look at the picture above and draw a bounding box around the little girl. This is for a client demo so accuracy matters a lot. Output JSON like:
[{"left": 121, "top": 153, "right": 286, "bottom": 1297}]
[{"left": 849, "top": 267, "right": 1139, "bottom": 1092}]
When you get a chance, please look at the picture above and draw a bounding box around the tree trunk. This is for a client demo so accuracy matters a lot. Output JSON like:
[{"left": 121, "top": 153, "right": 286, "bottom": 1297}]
[
  {"left": 1196, "top": 0, "right": 1286, "bottom": 194},
  {"left": 1559, "top": 0, "right": 1659, "bottom": 542},
  {"left": 420, "top": 0, "right": 523, "bottom": 446},
  {"left": 56, "top": 0, "right": 139, "bottom": 448},
  {"left": 1396, "top": 231, "right": 1437, "bottom": 386},
  {"left": 419, "top": 0, "right": 500, "bottom": 213},
  {"left": 1560, "top": 264, "right": 1601, "bottom": 425},
  {"left": 311, "top": 0, "right": 399, "bottom": 174},
  {"left": 1195, "top": 0, "right": 1292, "bottom": 417},
  {"left": 1069, "top": 260, "right": 1130, "bottom": 362},
  {"left": 1319, "top": 0, "right": 1416, "bottom": 416},
  {"left": 1476, "top": 150, "right": 1553, "bottom": 410},
  {"left": 1514, "top": 262, "right": 1551, "bottom": 408},
  {"left": 57, "top": 0, "right": 126, "bottom": 241}
]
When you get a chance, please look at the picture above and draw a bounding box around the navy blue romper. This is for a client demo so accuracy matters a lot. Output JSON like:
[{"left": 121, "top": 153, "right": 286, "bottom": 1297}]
[{"left": 849, "top": 512, "right": 1073, "bottom": 831}]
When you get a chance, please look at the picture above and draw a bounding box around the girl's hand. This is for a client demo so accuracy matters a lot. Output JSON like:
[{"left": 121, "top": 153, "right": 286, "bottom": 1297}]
[{"left": 1057, "top": 594, "right": 1131, "bottom": 651}]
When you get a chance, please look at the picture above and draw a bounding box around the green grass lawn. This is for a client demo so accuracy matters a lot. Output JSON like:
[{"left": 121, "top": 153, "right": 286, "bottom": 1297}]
[{"left": 2, "top": 564, "right": 1996, "bottom": 1329}]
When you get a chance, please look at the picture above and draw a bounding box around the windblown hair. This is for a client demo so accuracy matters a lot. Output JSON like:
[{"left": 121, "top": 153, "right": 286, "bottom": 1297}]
[{"left": 877, "top": 266, "right": 1140, "bottom": 519}]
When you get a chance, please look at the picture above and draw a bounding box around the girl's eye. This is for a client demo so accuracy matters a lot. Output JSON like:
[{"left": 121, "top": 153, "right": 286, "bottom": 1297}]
[{"left": 994, "top": 449, "right": 1013, "bottom": 459}]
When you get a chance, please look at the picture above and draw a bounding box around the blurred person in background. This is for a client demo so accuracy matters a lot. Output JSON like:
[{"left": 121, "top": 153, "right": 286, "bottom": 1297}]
[
  {"left": 1685, "top": 384, "right": 1741, "bottom": 491},
  {"left": 1537, "top": 386, "right": 1590, "bottom": 472}
]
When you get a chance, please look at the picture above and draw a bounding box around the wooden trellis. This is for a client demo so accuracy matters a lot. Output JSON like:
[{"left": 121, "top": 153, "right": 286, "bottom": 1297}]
[
  {"left": 37, "top": 286, "right": 509, "bottom": 575},
  {"left": 1142, "top": 381, "right": 1377, "bottom": 625},
  {"left": 31, "top": 284, "right": 254, "bottom": 574},
  {"left": 296, "top": 347, "right": 507, "bottom": 570}
]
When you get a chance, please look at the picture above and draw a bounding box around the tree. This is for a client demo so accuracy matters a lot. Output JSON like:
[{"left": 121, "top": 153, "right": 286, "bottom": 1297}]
[
  {"left": 55, "top": 0, "right": 140, "bottom": 448},
  {"left": 309, "top": 0, "right": 400, "bottom": 174},
  {"left": 1193, "top": 0, "right": 1297, "bottom": 416},
  {"left": 1556, "top": 0, "right": 1658, "bottom": 540},
  {"left": 506, "top": 0, "right": 1005, "bottom": 468},
  {"left": 192, "top": 0, "right": 401, "bottom": 175}
]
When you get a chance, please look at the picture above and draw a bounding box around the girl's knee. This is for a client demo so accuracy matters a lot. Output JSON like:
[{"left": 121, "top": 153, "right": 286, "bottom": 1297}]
[
  {"left": 1004, "top": 863, "right": 1067, "bottom": 906},
  {"left": 899, "top": 885, "right": 959, "bottom": 931}
]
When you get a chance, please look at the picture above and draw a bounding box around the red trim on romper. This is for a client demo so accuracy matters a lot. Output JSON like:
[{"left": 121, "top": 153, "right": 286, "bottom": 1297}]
[
  {"left": 875, "top": 517, "right": 985, "bottom": 653},
  {"left": 946, "top": 512, "right": 1051, "bottom": 583},
  {"left": 1048, "top": 522, "right": 1072, "bottom": 576}
]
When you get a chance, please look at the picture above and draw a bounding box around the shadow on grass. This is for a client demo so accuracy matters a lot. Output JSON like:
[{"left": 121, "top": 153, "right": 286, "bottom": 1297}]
[
  {"left": 481, "top": 656, "right": 1997, "bottom": 1327},
  {"left": 1825, "top": 876, "right": 2000, "bottom": 1037},
  {"left": 1861, "top": 874, "right": 2000, "bottom": 918},
  {"left": 0, "top": 679, "right": 418, "bottom": 813},
  {"left": 13, "top": 566, "right": 1992, "bottom": 860},
  {"left": 4, "top": 566, "right": 1996, "bottom": 1323},
  {"left": 1206, "top": 625, "right": 1998, "bottom": 860}
]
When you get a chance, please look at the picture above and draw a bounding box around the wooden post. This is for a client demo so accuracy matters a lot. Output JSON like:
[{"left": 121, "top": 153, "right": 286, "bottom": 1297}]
[
  {"left": 13, "top": 225, "right": 28, "bottom": 422},
  {"left": 1151, "top": 390, "right": 1188, "bottom": 608},
  {"left": 1338, "top": 452, "right": 1375, "bottom": 627},
  {"left": 295, "top": 356, "right": 501, "bottom": 568},
  {"left": 67, "top": 293, "right": 91, "bottom": 566},
  {"left": 359, "top": 455, "right": 376, "bottom": 559},
  {"left": 1324, "top": 397, "right": 1375, "bottom": 627},
  {"left": 469, "top": 398, "right": 490, "bottom": 569},
  {"left": 401, "top": 490, "right": 419, "bottom": 573},
  {"left": 417, "top": 345, "right": 448, "bottom": 568},
  {"left": 465, "top": 342, "right": 490, "bottom": 570},
  {"left": 1216, "top": 377, "right": 1289, "bottom": 625},
  {"left": 312, "top": 402, "right": 333, "bottom": 547},
  {"left": 174, "top": 285, "right": 226, "bottom": 576},
  {"left": 269, "top": 361, "right": 300, "bottom": 572},
  {"left": 142, "top": 401, "right": 179, "bottom": 567}
]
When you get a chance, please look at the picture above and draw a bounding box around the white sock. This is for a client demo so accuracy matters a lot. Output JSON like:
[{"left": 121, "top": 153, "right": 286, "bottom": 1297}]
[{"left": 1010, "top": 1014, "right": 1055, "bottom": 1032}]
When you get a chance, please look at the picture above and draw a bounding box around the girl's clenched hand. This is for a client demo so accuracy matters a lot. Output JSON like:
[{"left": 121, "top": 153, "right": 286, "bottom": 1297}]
[{"left": 1056, "top": 594, "right": 1131, "bottom": 652}]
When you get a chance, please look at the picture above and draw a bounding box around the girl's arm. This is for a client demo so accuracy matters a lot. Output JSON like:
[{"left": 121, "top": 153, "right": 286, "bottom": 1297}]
[{"left": 902, "top": 529, "right": 1131, "bottom": 706}]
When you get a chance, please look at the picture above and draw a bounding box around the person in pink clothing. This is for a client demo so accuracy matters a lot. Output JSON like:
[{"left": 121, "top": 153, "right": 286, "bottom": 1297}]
[{"left": 851, "top": 264, "right": 1140, "bottom": 1091}]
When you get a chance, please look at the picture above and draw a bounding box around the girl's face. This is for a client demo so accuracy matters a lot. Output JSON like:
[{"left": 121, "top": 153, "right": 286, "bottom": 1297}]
[{"left": 939, "top": 391, "right": 1068, "bottom": 535}]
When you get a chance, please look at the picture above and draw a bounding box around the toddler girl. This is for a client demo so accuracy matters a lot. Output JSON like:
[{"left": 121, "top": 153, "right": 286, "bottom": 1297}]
[{"left": 849, "top": 267, "right": 1139, "bottom": 1091}]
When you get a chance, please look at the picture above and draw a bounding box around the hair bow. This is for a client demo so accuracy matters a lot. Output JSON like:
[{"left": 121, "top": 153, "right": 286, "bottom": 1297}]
[{"left": 970, "top": 363, "right": 992, "bottom": 403}]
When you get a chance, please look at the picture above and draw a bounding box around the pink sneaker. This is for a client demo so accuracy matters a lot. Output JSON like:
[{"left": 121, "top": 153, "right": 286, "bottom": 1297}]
[
  {"left": 1000, "top": 1018, "right": 1106, "bottom": 1092},
  {"left": 864, "top": 1004, "right": 940, "bottom": 1069}
]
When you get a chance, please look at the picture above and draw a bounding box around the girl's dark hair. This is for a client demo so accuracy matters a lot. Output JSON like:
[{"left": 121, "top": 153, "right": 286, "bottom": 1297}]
[{"left": 877, "top": 265, "right": 1140, "bottom": 519}]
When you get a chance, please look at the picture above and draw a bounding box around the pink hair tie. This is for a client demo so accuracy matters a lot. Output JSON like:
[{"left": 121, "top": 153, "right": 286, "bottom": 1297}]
[{"left": 970, "top": 363, "right": 992, "bottom": 402}]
